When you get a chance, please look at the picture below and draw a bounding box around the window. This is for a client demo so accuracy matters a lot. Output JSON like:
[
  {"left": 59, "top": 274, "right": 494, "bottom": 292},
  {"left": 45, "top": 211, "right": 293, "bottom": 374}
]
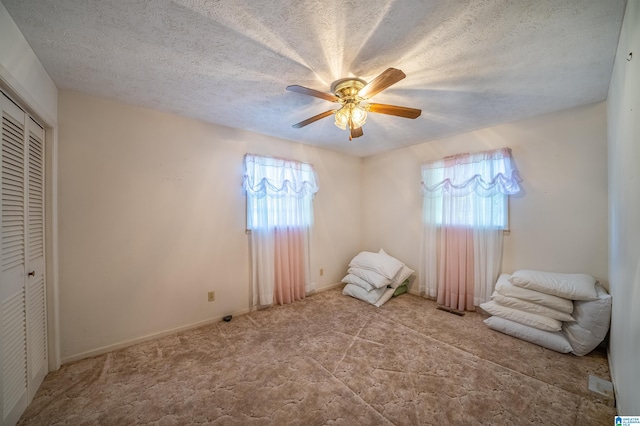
[
  {"left": 421, "top": 148, "right": 521, "bottom": 229},
  {"left": 432, "top": 192, "right": 507, "bottom": 228},
  {"left": 242, "top": 154, "right": 319, "bottom": 306},
  {"left": 419, "top": 148, "right": 522, "bottom": 309},
  {"left": 243, "top": 154, "right": 318, "bottom": 230}
]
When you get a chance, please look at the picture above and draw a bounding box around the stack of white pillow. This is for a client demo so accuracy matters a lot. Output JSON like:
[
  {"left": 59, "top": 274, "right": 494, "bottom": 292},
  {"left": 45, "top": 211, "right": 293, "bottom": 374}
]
[
  {"left": 481, "top": 270, "right": 612, "bottom": 356},
  {"left": 341, "top": 249, "right": 414, "bottom": 307}
]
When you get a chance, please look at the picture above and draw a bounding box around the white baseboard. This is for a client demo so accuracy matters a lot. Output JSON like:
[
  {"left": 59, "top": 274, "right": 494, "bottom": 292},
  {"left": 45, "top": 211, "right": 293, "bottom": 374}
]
[
  {"left": 61, "top": 308, "right": 251, "bottom": 365},
  {"left": 315, "top": 282, "right": 343, "bottom": 292},
  {"left": 61, "top": 284, "right": 345, "bottom": 365},
  {"left": 607, "top": 345, "right": 619, "bottom": 415}
]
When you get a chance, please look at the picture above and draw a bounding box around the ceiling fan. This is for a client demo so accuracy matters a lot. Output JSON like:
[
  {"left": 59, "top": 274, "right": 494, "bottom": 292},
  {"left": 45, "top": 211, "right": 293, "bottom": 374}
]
[{"left": 286, "top": 68, "right": 422, "bottom": 141}]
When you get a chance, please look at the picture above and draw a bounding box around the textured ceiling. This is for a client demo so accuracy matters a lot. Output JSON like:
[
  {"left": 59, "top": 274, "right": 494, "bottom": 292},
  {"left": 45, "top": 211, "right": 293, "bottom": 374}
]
[{"left": 2, "top": 0, "right": 625, "bottom": 157}]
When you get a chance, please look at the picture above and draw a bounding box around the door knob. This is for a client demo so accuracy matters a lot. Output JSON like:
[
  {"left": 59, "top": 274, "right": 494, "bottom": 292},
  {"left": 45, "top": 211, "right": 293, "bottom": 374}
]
[{"left": 28, "top": 271, "right": 35, "bottom": 277}]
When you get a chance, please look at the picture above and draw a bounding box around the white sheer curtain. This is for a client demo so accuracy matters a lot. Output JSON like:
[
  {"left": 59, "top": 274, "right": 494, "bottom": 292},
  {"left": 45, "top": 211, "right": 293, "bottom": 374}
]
[
  {"left": 420, "top": 148, "right": 521, "bottom": 310},
  {"left": 243, "top": 154, "right": 318, "bottom": 307}
]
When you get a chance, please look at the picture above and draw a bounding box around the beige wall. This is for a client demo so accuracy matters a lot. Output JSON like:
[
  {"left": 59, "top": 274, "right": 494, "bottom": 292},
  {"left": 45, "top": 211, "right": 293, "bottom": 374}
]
[
  {"left": 607, "top": 0, "right": 640, "bottom": 415},
  {"left": 362, "top": 102, "right": 608, "bottom": 288},
  {"left": 58, "top": 90, "right": 362, "bottom": 361}
]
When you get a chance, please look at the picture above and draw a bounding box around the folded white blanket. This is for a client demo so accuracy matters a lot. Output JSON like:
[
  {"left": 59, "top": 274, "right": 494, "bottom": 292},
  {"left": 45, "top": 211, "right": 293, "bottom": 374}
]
[
  {"left": 341, "top": 273, "right": 376, "bottom": 292},
  {"left": 480, "top": 301, "right": 562, "bottom": 332},
  {"left": 563, "top": 284, "right": 611, "bottom": 356},
  {"left": 347, "top": 267, "right": 391, "bottom": 288},
  {"left": 509, "top": 270, "right": 597, "bottom": 301},
  {"left": 491, "top": 292, "right": 574, "bottom": 322},
  {"left": 485, "top": 316, "right": 572, "bottom": 353},
  {"left": 349, "top": 251, "right": 403, "bottom": 280},
  {"left": 495, "top": 274, "right": 573, "bottom": 313},
  {"left": 342, "top": 284, "right": 386, "bottom": 305}
]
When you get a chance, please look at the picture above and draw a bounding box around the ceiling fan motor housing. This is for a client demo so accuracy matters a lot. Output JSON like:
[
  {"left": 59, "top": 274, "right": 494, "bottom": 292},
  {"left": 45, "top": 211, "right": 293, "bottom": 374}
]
[{"left": 331, "top": 78, "right": 367, "bottom": 101}]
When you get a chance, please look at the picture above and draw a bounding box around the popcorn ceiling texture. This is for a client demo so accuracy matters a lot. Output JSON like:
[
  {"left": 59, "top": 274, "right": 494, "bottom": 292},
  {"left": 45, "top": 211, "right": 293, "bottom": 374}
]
[
  {"left": 18, "top": 289, "right": 614, "bottom": 425},
  {"left": 3, "top": 0, "right": 625, "bottom": 156}
]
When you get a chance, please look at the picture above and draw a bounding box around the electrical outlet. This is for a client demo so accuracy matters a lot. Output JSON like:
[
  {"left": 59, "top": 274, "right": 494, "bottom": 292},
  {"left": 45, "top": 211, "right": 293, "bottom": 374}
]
[
  {"left": 320, "top": 268, "right": 324, "bottom": 277},
  {"left": 208, "top": 291, "right": 215, "bottom": 302}
]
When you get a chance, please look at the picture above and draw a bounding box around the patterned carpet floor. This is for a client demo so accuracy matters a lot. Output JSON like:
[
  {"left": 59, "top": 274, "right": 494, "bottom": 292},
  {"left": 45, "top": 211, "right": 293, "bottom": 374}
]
[{"left": 19, "top": 287, "right": 615, "bottom": 425}]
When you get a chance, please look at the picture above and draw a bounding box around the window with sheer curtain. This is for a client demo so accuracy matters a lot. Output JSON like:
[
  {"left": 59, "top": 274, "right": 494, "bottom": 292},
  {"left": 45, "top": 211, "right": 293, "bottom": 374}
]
[
  {"left": 243, "top": 154, "right": 317, "bottom": 230},
  {"left": 420, "top": 148, "right": 521, "bottom": 311},
  {"left": 243, "top": 154, "right": 318, "bottom": 307},
  {"left": 422, "top": 148, "right": 521, "bottom": 229}
]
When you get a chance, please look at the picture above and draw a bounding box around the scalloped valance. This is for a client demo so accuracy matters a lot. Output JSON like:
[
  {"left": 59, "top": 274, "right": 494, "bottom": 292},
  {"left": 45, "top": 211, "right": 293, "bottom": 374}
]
[
  {"left": 421, "top": 147, "right": 521, "bottom": 198},
  {"left": 243, "top": 154, "right": 318, "bottom": 199}
]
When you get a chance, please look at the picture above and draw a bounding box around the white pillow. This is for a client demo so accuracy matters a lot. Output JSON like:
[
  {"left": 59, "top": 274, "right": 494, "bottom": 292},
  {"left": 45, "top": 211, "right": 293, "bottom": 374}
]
[
  {"left": 491, "top": 292, "right": 575, "bottom": 322},
  {"left": 571, "top": 284, "right": 611, "bottom": 338},
  {"left": 390, "top": 264, "right": 414, "bottom": 289},
  {"left": 480, "top": 301, "right": 562, "bottom": 332},
  {"left": 495, "top": 274, "right": 574, "bottom": 313},
  {"left": 373, "top": 288, "right": 395, "bottom": 307},
  {"left": 484, "top": 316, "right": 572, "bottom": 353},
  {"left": 349, "top": 251, "right": 403, "bottom": 280},
  {"left": 347, "top": 267, "right": 391, "bottom": 289},
  {"left": 342, "top": 284, "right": 386, "bottom": 305},
  {"left": 379, "top": 249, "right": 414, "bottom": 289},
  {"left": 341, "top": 274, "right": 376, "bottom": 292},
  {"left": 563, "top": 322, "right": 606, "bottom": 356},
  {"left": 509, "top": 270, "right": 597, "bottom": 301}
]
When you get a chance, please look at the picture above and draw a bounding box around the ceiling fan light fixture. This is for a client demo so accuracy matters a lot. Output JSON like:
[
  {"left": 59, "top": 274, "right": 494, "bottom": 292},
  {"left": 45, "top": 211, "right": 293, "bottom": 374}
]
[
  {"left": 334, "top": 103, "right": 367, "bottom": 130},
  {"left": 287, "top": 68, "right": 419, "bottom": 140},
  {"left": 334, "top": 107, "right": 349, "bottom": 130},
  {"left": 351, "top": 104, "right": 367, "bottom": 128}
]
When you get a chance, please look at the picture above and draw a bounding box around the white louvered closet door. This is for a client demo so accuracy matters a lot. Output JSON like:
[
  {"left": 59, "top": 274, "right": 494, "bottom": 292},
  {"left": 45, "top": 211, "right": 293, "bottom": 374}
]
[
  {"left": 1, "top": 93, "right": 47, "bottom": 426},
  {"left": 25, "top": 115, "right": 47, "bottom": 401}
]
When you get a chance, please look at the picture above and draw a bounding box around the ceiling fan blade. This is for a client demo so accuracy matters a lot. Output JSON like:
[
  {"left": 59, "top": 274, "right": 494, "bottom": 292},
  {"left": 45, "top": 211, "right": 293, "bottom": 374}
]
[
  {"left": 367, "top": 103, "right": 421, "bottom": 119},
  {"left": 350, "top": 126, "right": 364, "bottom": 140},
  {"left": 358, "top": 68, "right": 406, "bottom": 99},
  {"left": 286, "top": 85, "right": 339, "bottom": 102},
  {"left": 292, "top": 110, "right": 335, "bottom": 128}
]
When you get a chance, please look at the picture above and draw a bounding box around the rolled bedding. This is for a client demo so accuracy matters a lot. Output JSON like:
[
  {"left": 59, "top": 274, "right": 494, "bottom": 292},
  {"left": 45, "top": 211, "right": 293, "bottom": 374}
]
[
  {"left": 342, "top": 249, "right": 414, "bottom": 306},
  {"left": 494, "top": 274, "right": 573, "bottom": 313},
  {"left": 563, "top": 284, "right": 611, "bottom": 356},
  {"left": 480, "top": 300, "right": 562, "bottom": 332},
  {"left": 342, "top": 284, "right": 395, "bottom": 307},
  {"left": 484, "top": 316, "right": 572, "bottom": 353},
  {"left": 484, "top": 272, "right": 611, "bottom": 356},
  {"left": 490, "top": 292, "right": 574, "bottom": 322},
  {"left": 342, "top": 284, "right": 386, "bottom": 304},
  {"left": 509, "top": 270, "right": 597, "bottom": 301}
]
